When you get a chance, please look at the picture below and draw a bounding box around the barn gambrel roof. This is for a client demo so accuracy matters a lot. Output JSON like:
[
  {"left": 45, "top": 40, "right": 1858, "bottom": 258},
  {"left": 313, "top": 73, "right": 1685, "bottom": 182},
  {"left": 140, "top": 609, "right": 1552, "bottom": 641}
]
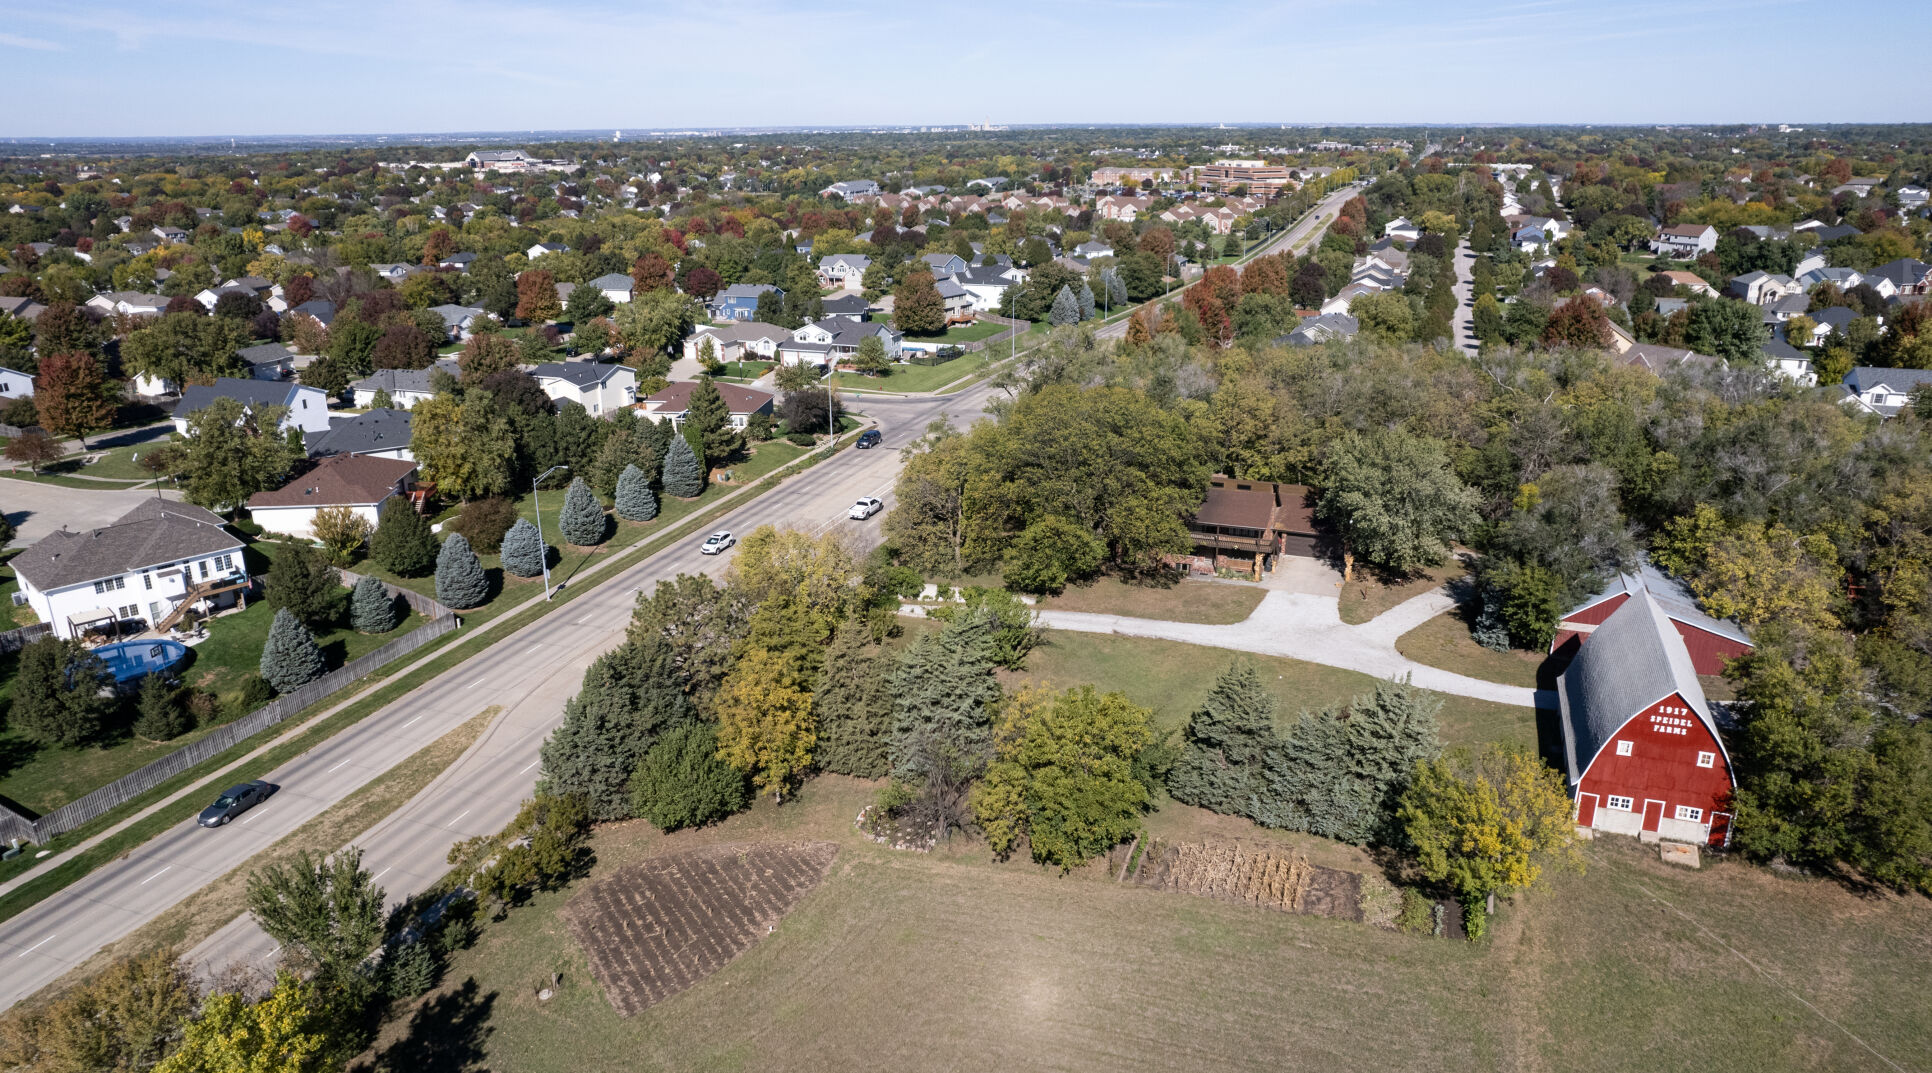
[{"left": 1556, "top": 588, "right": 1729, "bottom": 786}]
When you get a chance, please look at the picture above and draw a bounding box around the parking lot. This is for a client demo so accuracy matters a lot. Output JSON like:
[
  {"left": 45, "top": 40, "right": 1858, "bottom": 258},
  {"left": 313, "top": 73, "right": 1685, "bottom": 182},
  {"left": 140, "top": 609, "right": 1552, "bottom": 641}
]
[{"left": 0, "top": 478, "right": 180, "bottom": 545}]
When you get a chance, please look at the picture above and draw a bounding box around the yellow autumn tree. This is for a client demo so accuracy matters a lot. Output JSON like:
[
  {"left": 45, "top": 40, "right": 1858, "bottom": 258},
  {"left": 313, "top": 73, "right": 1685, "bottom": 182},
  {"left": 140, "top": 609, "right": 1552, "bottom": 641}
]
[
  {"left": 713, "top": 647, "right": 816, "bottom": 803},
  {"left": 1399, "top": 745, "right": 1579, "bottom": 939},
  {"left": 1694, "top": 522, "right": 1841, "bottom": 629},
  {"left": 153, "top": 975, "right": 328, "bottom": 1073}
]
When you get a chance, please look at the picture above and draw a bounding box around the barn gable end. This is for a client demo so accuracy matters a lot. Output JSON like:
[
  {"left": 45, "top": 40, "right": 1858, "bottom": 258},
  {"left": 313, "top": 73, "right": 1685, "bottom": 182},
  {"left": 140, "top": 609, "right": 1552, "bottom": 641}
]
[{"left": 1550, "top": 563, "right": 1752, "bottom": 675}]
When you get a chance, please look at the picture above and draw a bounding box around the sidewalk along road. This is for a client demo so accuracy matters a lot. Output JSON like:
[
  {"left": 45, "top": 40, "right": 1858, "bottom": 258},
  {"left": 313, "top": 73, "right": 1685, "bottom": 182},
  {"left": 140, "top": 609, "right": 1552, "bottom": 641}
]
[{"left": 0, "top": 380, "right": 1002, "bottom": 1012}]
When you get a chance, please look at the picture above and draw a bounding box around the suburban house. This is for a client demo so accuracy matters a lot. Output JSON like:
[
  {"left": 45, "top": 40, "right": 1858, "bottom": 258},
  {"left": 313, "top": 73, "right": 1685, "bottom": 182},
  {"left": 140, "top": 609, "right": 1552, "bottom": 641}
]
[
  {"left": 1866, "top": 257, "right": 1931, "bottom": 296},
  {"left": 821, "top": 293, "right": 871, "bottom": 320},
  {"left": 1726, "top": 271, "right": 1802, "bottom": 305},
  {"left": 1617, "top": 343, "right": 1717, "bottom": 376},
  {"left": 1550, "top": 563, "right": 1753, "bottom": 676},
  {"left": 637, "top": 380, "right": 774, "bottom": 430},
  {"left": 1797, "top": 265, "right": 1862, "bottom": 291},
  {"left": 1557, "top": 587, "right": 1737, "bottom": 848},
  {"left": 958, "top": 262, "right": 1026, "bottom": 312},
  {"left": 934, "top": 277, "right": 975, "bottom": 323},
  {"left": 788, "top": 316, "right": 903, "bottom": 359},
  {"left": 921, "top": 252, "right": 968, "bottom": 280},
  {"left": 307, "top": 408, "right": 414, "bottom": 462},
  {"left": 291, "top": 299, "right": 338, "bottom": 329},
  {"left": 173, "top": 378, "right": 332, "bottom": 438},
  {"left": 588, "top": 272, "right": 635, "bottom": 304},
  {"left": 84, "top": 291, "right": 168, "bottom": 318},
  {"left": 683, "top": 322, "right": 792, "bottom": 363},
  {"left": 531, "top": 362, "right": 637, "bottom": 416},
  {"left": 1658, "top": 270, "right": 1721, "bottom": 298},
  {"left": 1179, "top": 475, "right": 1320, "bottom": 579},
  {"left": 236, "top": 342, "right": 296, "bottom": 380},
  {"left": 820, "top": 180, "right": 881, "bottom": 200},
  {"left": 438, "top": 252, "right": 478, "bottom": 272},
  {"left": 1898, "top": 185, "right": 1930, "bottom": 212},
  {"left": 1650, "top": 224, "right": 1719, "bottom": 258},
  {"left": 818, "top": 253, "right": 871, "bottom": 288},
  {"left": 247, "top": 454, "right": 418, "bottom": 542},
  {"left": 0, "top": 294, "right": 46, "bottom": 322},
  {"left": 350, "top": 360, "right": 461, "bottom": 410},
  {"left": 714, "top": 283, "right": 781, "bottom": 321},
  {"left": 11, "top": 500, "right": 249, "bottom": 639},
  {"left": 1320, "top": 280, "right": 1381, "bottom": 316},
  {"left": 526, "top": 242, "right": 569, "bottom": 260},
  {"left": 367, "top": 263, "right": 420, "bottom": 285},
  {"left": 193, "top": 276, "right": 273, "bottom": 311},
  {"left": 0, "top": 365, "right": 32, "bottom": 398},
  {"left": 1760, "top": 337, "right": 1817, "bottom": 385},
  {"left": 1383, "top": 217, "right": 1422, "bottom": 241},
  {"left": 1278, "top": 313, "right": 1359, "bottom": 347},
  {"left": 1840, "top": 366, "right": 1932, "bottom": 418},
  {"left": 427, "top": 304, "right": 490, "bottom": 341}
]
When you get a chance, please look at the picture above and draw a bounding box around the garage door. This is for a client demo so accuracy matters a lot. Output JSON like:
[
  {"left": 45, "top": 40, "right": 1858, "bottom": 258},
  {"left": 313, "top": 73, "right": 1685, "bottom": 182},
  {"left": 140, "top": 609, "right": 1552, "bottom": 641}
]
[{"left": 1280, "top": 533, "right": 1318, "bottom": 558}]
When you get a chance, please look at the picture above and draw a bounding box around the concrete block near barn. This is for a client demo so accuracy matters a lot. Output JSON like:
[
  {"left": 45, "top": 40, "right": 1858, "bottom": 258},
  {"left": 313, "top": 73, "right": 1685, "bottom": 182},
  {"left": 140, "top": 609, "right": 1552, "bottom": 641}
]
[
  {"left": 1660, "top": 843, "right": 1701, "bottom": 868},
  {"left": 1573, "top": 825, "right": 1596, "bottom": 839}
]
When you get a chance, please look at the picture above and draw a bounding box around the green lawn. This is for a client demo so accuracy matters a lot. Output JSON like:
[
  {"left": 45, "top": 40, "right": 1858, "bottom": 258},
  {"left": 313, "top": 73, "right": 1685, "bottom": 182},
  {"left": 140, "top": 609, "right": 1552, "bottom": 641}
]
[
  {"left": 1011, "top": 630, "right": 1536, "bottom": 750},
  {"left": 1396, "top": 608, "right": 1549, "bottom": 689},
  {"left": 833, "top": 350, "right": 993, "bottom": 393},
  {"left": 0, "top": 593, "right": 421, "bottom": 816},
  {"left": 714, "top": 360, "right": 773, "bottom": 381},
  {"left": 903, "top": 319, "right": 1006, "bottom": 345},
  {"left": 716, "top": 439, "right": 808, "bottom": 485},
  {"left": 1038, "top": 576, "right": 1265, "bottom": 625},
  {"left": 0, "top": 552, "right": 34, "bottom": 629},
  {"left": 1338, "top": 559, "right": 1467, "bottom": 625}
]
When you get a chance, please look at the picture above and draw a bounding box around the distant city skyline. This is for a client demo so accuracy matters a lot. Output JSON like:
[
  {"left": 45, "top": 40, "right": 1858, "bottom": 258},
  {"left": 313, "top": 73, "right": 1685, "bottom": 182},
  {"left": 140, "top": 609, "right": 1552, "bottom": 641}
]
[{"left": 0, "top": 0, "right": 1926, "bottom": 137}]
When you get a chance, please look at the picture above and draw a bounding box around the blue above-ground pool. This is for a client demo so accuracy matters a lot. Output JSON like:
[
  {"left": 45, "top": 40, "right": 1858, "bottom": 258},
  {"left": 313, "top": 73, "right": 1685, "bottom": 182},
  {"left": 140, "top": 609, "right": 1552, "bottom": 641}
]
[{"left": 95, "top": 639, "right": 189, "bottom": 685}]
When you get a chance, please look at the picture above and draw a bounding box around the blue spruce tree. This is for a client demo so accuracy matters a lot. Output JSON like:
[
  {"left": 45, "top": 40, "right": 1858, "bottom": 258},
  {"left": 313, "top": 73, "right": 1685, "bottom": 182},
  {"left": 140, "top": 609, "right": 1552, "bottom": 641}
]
[
  {"left": 434, "top": 532, "right": 490, "bottom": 609},
  {"left": 499, "top": 518, "right": 547, "bottom": 578},
  {"left": 558, "top": 476, "right": 608, "bottom": 546},
  {"left": 614, "top": 463, "right": 659, "bottom": 522},
  {"left": 260, "top": 607, "right": 327, "bottom": 693},
  {"left": 661, "top": 432, "right": 704, "bottom": 499}
]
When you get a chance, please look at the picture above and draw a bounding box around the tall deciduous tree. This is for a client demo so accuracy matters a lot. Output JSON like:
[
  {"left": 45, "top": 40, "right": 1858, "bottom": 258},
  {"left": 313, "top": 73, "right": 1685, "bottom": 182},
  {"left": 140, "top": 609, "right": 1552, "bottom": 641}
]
[
  {"left": 614, "top": 288, "right": 699, "bottom": 358},
  {"left": 1319, "top": 427, "right": 1479, "bottom": 579},
  {"left": 973, "top": 684, "right": 1152, "bottom": 870},
  {"left": 409, "top": 391, "right": 514, "bottom": 501},
  {"left": 7, "top": 947, "right": 197, "bottom": 1073},
  {"left": 515, "top": 269, "right": 562, "bottom": 322},
  {"left": 244, "top": 847, "right": 387, "bottom": 990},
  {"left": 34, "top": 350, "right": 116, "bottom": 447},
  {"left": 713, "top": 646, "right": 816, "bottom": 803},
  {"left": 178, "top": 398, "right": 300, "bottom": 513},
  {"left": 150, "top": 975, "right": 328, "bottom": 1073},
  {"left": 892, "top": 270, "right": 946, "bottom": 335}
]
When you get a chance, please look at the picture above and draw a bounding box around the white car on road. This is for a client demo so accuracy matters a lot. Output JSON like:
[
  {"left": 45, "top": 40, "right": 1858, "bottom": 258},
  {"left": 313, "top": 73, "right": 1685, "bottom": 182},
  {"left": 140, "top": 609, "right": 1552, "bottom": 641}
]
[
  {"left": 699, "top": 530, "right": 735, "bottom": 555},
  {"left": 848, "top": 497, "right": 883, "bottom": 520}
]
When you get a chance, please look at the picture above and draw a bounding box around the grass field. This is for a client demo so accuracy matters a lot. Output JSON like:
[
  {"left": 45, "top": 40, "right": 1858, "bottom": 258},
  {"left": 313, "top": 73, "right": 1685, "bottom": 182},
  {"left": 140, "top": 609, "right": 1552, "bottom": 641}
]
[
  {"left": 1038, "top": 576, "right": 1265, "bottom": 625},
  {"left": 1339, "top": 558, "right": 1466, "bottom": 624},
  {"left": 364, "top": 779, "right": 1932, "bottom": 1073},
  {"left": 904, "top": 319, "right": 1007, "bottom": 344},
  {"left": 714, "top": 360, "right": 773, "bottom": 381},
  {"left": 832, "top": 350, "right": 994, "bottom": 393},
  {"left": 1396, "top": 608, "right": 1548, "bottom": 688},
  {"left": 1012, "top": 630, "right": 1537, "bottom": 749},
  {"left": 716, "top": 439, "right": 808, "bottom": 485}
]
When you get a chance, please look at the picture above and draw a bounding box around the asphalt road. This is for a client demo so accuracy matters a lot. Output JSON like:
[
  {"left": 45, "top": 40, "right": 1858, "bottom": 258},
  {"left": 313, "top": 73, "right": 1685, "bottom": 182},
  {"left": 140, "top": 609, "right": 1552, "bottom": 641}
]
[
  {"left": 1094, "top": 185, "right": 1360, "bottom": 342},
  {"left": 0, "top": 382, "right": 1002, "bottom": 1011},
  {"left": 1451, "top": 238, "right": 1479, "bottom": 355}
]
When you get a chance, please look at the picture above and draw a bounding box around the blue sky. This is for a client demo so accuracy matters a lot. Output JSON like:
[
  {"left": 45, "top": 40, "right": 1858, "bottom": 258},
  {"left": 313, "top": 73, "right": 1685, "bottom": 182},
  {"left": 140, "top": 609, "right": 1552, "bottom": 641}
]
[{"left": 0, "top": 0, "right": 1926, "bottom": 137}]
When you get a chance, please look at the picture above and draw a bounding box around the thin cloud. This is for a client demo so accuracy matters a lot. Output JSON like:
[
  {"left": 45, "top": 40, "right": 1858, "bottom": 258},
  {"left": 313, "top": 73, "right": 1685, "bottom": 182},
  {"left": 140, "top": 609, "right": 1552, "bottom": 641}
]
[{"left": 0, "top": 31, "right": 62, "bottom": 51}]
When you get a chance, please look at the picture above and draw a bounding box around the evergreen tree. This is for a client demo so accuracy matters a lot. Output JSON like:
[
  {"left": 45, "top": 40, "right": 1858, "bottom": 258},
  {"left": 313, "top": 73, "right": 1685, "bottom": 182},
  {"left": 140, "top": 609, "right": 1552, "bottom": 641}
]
[
  {"left": 687, "top": 376, "right": 741, "bottom": 464},
  {"left": 628, "top": 722, "right": 748, "bottom": 831},
  {"left": 263, "top": 543, "right": 342, "bottom": 630},
  {"left": 260, "top": 607, "right": 327, "bottom": 693},
  {"left": 499, "top": 518, "right": 547, "bottom": 578},
  {"left": 368, "top": 387, "right": 394, "bottom": 409},
  {"left": 371, "top": 498, "right": 437, "bottom": 578},
  {"left": 661, "top": 432, "right": 704, "bottom": 498},
  {"left": 814, "top": 622, "right": 895, "bottom": 777},
  {"left": 1266, "top": 711, "right": 1375, "bottom": 839},
  {"left": 1077, "top": 280, "right": 1097, "bottom": 321},
  {"left": 552, "top": 401, "right": 607, "bottom": 475},
  {"left": 1049, "top": 284, "right": 1081, "bottom": 326},
  {"left": 9, "top": 637, "right": 113, "bottom": 746},
  {"left": 540, "top": 636, "right": 695, "bottom": 820},
  {"left": 349, "top": 574, "right": 400, "bottom": 634},
  {"left": 1343, "top": 677, "right": 1442, "bottom": 823},
  {"left": 888, "top": 609, "right": 1002, "bottom": 781},
  {"left": 1166, "top": 664, "right": 1279, "bottom": 817},
  {"left": 557, "top": 475, "right": 608, "bottom": 546},
  {"left": 589, "top": 423, "right": 662, "bottom": 500},
  {"left": 433, "top": 532, "right": 489, "bottom": 609},
  {"left": 1105, "top": 268, "right": 1128, "bottom": 308},
  {"left": 133, "top": 672, "right": 192, "bottom": 741},
  {"left": 614, "top": 463, "right": 659, "bottom": 521}
]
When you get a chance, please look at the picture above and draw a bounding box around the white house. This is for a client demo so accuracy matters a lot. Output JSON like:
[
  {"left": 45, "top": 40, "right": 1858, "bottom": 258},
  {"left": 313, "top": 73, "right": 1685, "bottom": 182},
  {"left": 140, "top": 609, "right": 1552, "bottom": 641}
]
[
  {"left": 526, "top": 242, "right": 569, "bottom": 260},
  {"left": 0, "top": 365, "right": 32, "bottom": 398},
  {"left": 957, "top": 262, "right": 1026, "bottom": 312},
  {"left": 236, "top": 342, "right": 296, "bottom": 381},
  {"left": 1840, "top": 367, "right": 1932, "bottom": 419},
  {"left": 587, "top": 272, "right": 634, "bottom": 304},
  {"left": 637, "top": 380, "right": 774, "bottom": 430},
  {"left": 1383, "top": 216, "right": 1422, "bottom": 241},
  {"left": 1726, "top": 271, "right": 1802, "bottom": 306},
  {"left": 818, "top": 253, "right": 871, "bottom": 288},
  {"left": 11, "top": 500, "right": 248, "bottom": 639},
  {"left": 349, "top": 360, "right": 461, "bottom": 410},
  {"left": 791, "top": 316, "right": 903, "bottom": 358},
  {"left": 173, "top": 378, "right": 332, "bottom": 438},
  {"left": 683, "top": 322, "right": 792, "bottom": 363},
  {"left": 531, "top": 362, "right": 637, "bottom": 416},
  {"left": 84, "top": 291, "right": 169, "bottom": 318},
  {"left": 1651, "top": 224, "right": 1719, "bottom": 258},
  {"left": 426, "top": 305, "right": 490, "bottom": 341},
  {"left": 247, "top": 454, "right": 418, "bottom": 542}
]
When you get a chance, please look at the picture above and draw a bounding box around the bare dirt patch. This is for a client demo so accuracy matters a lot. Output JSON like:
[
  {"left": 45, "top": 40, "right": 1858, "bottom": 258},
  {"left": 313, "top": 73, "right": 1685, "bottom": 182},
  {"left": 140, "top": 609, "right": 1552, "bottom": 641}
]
[
  {"left": 1123, "top": 839, "right": 1364, "bottom": 923},
  {"left": 563, "top": 840, "right": 838, "bottom": 1016}
]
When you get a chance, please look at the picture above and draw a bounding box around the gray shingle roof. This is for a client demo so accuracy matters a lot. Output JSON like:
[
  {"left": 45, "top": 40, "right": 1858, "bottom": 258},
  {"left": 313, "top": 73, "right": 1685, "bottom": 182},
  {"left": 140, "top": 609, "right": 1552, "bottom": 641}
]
[
  {"left": 174, "top": 378, "right": 307, "bottom": 419},
  {"left": 587, "top": 273, "right": 634, "bottom": 291},
  {"left": 1557, "top": 587, "right": 1725, "bottom": 785},
  {"left": 237, "top": 342, "right": 295, "bottom": 368},
  {"left": 12, "top": 500, "right": 240, "bottom": 592},
  {"left": 351, "top": 360, "right": 461, "bottom": 396},
  {"left": 308, "top": 408, "right": 412, "bottom": 458},
  {"left": 532, "top": 361, "right": 626, "bottom": 387}
]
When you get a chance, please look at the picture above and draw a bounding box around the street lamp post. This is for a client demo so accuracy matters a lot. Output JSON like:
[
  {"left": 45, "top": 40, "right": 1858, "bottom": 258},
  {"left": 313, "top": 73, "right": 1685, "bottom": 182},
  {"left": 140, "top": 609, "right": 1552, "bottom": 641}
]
[{"left": 532, "top": 464, "right": 569, "bottom": 600}]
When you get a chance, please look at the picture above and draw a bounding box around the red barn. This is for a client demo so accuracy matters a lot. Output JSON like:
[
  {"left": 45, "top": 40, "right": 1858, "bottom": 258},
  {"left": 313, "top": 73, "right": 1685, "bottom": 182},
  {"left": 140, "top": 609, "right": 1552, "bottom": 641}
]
[
  {"left": 1557, "top": 587, "right": 1737, "bottom": 847},
  {"left": 1550, "top": 564, "right": 1753, "bottom": 676}
]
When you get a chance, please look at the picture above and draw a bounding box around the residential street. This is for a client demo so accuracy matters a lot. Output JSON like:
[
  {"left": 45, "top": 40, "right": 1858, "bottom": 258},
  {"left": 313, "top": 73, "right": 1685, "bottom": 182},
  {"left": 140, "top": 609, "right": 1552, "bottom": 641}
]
[
  {"left": 1450, "top": 237, "right": 1478, "bottom": 354},
  {"left": 0, "top": 479, "right": 180, "bottom": 544},
  {"left": 0, "top": 383, "right": 999, "bottom": 1011}
]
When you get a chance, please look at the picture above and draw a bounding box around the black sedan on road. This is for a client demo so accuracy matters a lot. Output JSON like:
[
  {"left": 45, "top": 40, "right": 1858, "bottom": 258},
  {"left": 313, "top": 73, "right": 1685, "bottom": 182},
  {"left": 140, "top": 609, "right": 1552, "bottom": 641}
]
[
  {"left": 198, "top": 780, "right": 270, "bottom": 827},
  {"left": 855, "top": 429, "right": 882, "bottom": 449}
]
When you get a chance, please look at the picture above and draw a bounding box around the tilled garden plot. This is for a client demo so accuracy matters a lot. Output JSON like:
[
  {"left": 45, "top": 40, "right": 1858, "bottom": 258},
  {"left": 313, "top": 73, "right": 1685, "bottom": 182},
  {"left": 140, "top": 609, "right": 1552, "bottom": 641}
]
[
  {"left": 1124, "top": 840, "right": 1364, "bottom": 922},
  {"left": 563, "top": 840, "right": 839, "bottom": 1016}
]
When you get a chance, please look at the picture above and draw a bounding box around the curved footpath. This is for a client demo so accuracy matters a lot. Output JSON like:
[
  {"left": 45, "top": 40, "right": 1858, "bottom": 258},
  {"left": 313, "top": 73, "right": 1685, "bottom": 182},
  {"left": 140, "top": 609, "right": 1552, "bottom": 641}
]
[{"left": 1030, "top": 587, "right": 1544, "bottom": 708}]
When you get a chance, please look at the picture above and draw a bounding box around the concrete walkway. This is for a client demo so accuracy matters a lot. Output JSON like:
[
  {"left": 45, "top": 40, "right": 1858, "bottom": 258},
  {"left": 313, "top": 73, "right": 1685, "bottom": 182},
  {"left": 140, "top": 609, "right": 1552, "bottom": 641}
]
[{"left": 1029, "top": 587, "right": 1542, "bottom": 707}]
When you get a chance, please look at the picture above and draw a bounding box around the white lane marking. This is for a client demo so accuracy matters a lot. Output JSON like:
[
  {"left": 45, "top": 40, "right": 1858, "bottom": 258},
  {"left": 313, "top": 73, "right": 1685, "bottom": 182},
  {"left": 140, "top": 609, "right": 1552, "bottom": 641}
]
[
  {"left": 517, "top": 759, "right": 540, "bottom": 775},
  {"left": 15, "top": 935, "right": 55, "bottom": 958},
  {"left": 575, "top": 613, "right": 593, "bottom": 625},
  {"left": 372, "top": 867, "right": 390, "bottom": 881},
  {"left": 139, "top": 866, "right": 170, "bottom": 885},
  {"left": 262, "top": 944, "right": 280, "bottom": 963},
  {"left": 446, "top": 809, "right": 471, "bottom": 828},
  {"left": 241, "top": 809, "right": 263, "bottom": 824},
  {"left": 527, "top": 643, "right": 544, "bottom": 655},
  {"left": 465, "top": 677, "right": 485, "bottom": 689},
  {"left": 327, "top": 756, "right": 354, "bottom": 772},
  {"left": 400, "top": 715, "right": 421, "bottom": 729}
]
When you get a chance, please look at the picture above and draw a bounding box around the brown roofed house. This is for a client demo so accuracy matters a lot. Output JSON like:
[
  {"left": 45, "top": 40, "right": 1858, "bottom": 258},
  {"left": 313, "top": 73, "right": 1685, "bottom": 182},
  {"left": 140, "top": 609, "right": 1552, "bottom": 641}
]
[
  {"left": 638, "top": 380, "right": 775, "bottom": 430},
  {"left": 1182, "top": 475, "right": 1320, "bottom": 579},
  {"left": 247, "top": 454, "right": 417, "bottom": 542}
]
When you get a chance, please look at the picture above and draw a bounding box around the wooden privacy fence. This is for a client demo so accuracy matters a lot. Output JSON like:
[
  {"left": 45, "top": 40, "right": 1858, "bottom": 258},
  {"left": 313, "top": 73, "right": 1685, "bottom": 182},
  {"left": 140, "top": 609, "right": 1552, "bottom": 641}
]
[
  {"left": 0, "top": 622, "right": 52, "bottom": 654},
  {"left": 0, "top": 572, "right": 459, "bottom": 847}
]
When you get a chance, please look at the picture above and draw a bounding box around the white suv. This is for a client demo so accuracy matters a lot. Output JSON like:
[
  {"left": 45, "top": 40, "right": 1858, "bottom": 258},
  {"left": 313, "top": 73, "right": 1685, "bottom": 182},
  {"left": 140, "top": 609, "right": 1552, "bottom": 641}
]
[
  {"left": 699, "top": 530, "right": 735, "bottom": 555},
  {"left": 848, "top": 497, "right": 883, "bottom": 520}
]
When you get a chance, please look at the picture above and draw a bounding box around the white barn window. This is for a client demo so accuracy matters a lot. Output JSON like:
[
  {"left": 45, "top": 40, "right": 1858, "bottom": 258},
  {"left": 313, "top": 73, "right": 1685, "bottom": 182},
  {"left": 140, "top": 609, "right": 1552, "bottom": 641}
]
[
  {"left": 1696, "top": 751, "right": 1716, "bottom": 768},
  {"left": 1675, "top": 806, "right": 1704, "bottom": 823},
  {"left": 1615, "top": 740, "right": 1633, "bottom": 756},
  {"left": 1606, "top": 795, "right": 1634, "bottom": 811}
]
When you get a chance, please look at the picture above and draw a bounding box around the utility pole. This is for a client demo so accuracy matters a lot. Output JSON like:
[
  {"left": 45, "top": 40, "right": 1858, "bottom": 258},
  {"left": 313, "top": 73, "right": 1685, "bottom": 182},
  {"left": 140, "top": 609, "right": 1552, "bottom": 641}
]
[{"left": 532, "top": 464, "right": 569, "bottom": 600}]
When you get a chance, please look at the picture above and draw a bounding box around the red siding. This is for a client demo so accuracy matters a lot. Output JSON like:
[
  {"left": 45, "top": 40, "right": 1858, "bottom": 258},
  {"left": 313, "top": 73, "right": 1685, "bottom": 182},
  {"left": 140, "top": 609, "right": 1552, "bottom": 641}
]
[
  {"left": 1676, "top": 622, "right": 1753, "bottom": 677},
  {"left": 1564, "top": 592, "right": 1629, "bottom": 627},
  {"left": 1577, "top": 691, "right": 1736, "bottom": 846}
]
